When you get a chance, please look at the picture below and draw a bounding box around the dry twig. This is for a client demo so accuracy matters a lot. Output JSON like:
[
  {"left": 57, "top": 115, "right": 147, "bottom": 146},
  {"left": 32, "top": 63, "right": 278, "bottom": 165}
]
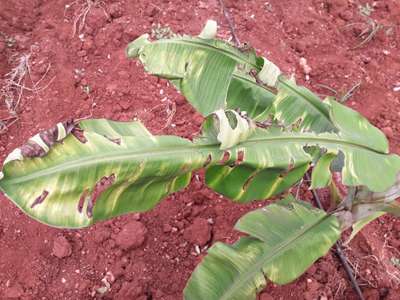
[{"left": 218, "top": 0, "right": 240, "bottom": 46}]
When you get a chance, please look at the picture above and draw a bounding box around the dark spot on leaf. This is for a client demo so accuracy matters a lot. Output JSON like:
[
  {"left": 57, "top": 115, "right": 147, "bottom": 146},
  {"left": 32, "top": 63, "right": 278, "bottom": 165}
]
[
  {"left": 86, "top": 174, "right": 116, "bottom": 218},
  {"left": 285, "top": 203, "right": 295, "bottom": 210},
  {"left": 72, "top": 126, "right": 87, "bottom": 143},
  {"left": 31, "top": 190, "right": 49, "bottom": 208},
  {"left": 20, "top": 119, "right": 76, "bottom": 158},
  {"left": 243, "top": 173, "right": 257, "bottom": 190},
  {"left": 104, "top": 136, "right": 121, "bottom": 145},
  {"left": 21, "top": 141, "right": 47, "bottom": 158},
  {"left": 77, "top": 189, "right": 89, "bottom": 213},
  {"left": 219, "top": 151, "right": 231, "bottom": 165},
  {"left": 39, "top": 119, "right": 75, "bottom": 147},
  {"left": 236, "top": 150, "right": 244, "bottom": 164},
  {"left": 203, "top": 154, "right": 212, "bottom": 168}
]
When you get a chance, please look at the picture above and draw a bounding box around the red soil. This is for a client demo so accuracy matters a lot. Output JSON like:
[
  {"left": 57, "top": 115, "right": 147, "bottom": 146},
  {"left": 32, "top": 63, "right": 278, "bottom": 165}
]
[{"left": 0, "top": 0, "right": 399, "bottom": 299}]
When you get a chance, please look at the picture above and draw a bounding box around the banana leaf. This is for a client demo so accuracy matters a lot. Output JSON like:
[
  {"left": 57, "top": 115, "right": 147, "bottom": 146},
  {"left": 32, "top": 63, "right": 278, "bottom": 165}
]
[
  {"left": 184, "top": 196, "right": 341, "bottom": 300},
  {"left": 1, "top": 98, "right": 399, "bottom": 227},
  {"left": 127, "top": 34, "right": 276, "bottom": 119}
]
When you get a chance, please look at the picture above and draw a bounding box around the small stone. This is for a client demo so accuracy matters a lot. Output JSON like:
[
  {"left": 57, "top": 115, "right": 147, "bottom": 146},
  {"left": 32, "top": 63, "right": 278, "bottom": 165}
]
[
  {"left": 123, "top": 23, "right": 140, "bottom": 40},
  {"left": 183, "top": 207, "right": 192, "bottom": 218},
  {"left": 82, "top": 38, "right": 94, "bottom": 50},
  {"left": 259, "top": 292, "right": 274, "bottom": 300},
  {"left": 193, "top": 114, "right": 204, "bottom": 126},
  {"left": 162, "top": 224, "right": 172, "bottom": 233},
  {"left": 52, "top": 236, "right": 72, "bottom": 258},
  {"left": 293, "top": 40, "right": 307, "bottom": 54},
  {"left": 94, "top": 227, "right": 111, "bottom": 244},
  {"left": 244, "top": 18, "right": 256, "bottom": 31},
  {"left": 115, "top": 280, "right": 144, "bottom": 300},
  {"left": 77, "top": 50, "right": 87, "bottom": 57},
  {"left": 4, "top": 284, "right": 24, "bottom": 298},
  {"left": 145, "top": 7, "right": 158, "bottom": 17},
  {"left": 109, "top": 3, "right": 123, "bottom": 18},
  {"left": 175, "top": 221, "right": 185, "bottom": 230},
  {"left": 183, "top": 217, "right": 212, "bottom": 246},
  {"left": 119, "top": 99, "right": 131, "bottom": 110},
  {"left": 363, "top": 288, "right": 380, "bottom": 300},
  {"left": 339, "top": 10, "right": 353, "bottom": 21},
  {"left": 192, "top": 191, "right": 207, "bottom": 205},
  {"left": 132, "top": 213, "right": 141, "bottom": 221},
  {"left": 224, "top": 0, "right": 238, "bottom": 8},
  {"left": 382, "top": 126, "right": 393, "bottom": 139},
  {"left": 115, "top": 221, "right": 147, "bottom": 250},
  {"left": 299, "top": 57, "right": 312, "bottom": 75}
]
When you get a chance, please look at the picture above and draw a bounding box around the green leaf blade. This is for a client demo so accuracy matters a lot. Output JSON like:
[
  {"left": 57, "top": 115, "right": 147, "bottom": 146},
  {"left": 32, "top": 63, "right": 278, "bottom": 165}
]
[
  {"left": 184, "top": 197, "right": 341, "bottom": 300},
  {"left": 0, "top": 121, "right": 208, "bottom": 228},
  {"left": 274, "top": 78, "right": 335, "bottom": 133}
]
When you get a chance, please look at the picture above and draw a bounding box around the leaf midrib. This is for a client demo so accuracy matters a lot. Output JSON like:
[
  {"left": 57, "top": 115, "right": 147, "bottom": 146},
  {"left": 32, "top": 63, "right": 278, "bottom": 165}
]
[
  {"left": 155, "top": 38, "right": 259, "bottom": 69},
  {"left": 220, "top": 211, "right": 338, "bottom": 300},
  {"left": 277, "top": 78, "right": 333, "bottom": 128},
  {"left": 232, "top": 72, "right": 275, "bottom": 95},
  {"left": 1, "top": 133, "right": 382, "bottom": 185}
]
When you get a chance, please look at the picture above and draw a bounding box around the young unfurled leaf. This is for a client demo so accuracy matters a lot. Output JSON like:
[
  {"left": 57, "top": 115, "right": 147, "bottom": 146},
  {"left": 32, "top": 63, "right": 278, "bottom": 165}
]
[{"left": 311, "top": 152, "right": 337, "bottom": 189}]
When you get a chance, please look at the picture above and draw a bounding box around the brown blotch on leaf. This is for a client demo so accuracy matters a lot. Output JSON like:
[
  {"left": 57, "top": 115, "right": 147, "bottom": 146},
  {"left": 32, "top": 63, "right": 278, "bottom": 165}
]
[
  {"left": 31, "top": 190, "right": 49, "bottom": 208},
  {"left": 40, "top": 119, "right": 75, "bottom": 147},
  {"left": 20, "top": 119, "right": 76, "bottom": 158},
  {"left": 21, "top": 141, "right": 47, "bottom": 158},
  {"left": 77, "top": 189, "right": 89, "bottom": 213},
  {"left": 229, "top": 150, "right": 244, "bottom": 167},
  {"left": 236, "top": 150, "right": 244, "bottom": 164},
  {"left": 71, "top": 126, "right": 87, "bottom": 143},
  {"left": 203, "top": 154, "right": 212, "bottom": 168},
  {"left": 86, "top": 174, "right": 116, "bottom": 218},
  {"left": 243, "top": 173, "right": 257, "bottom": 191},
  {"left": 219, "top": 151, "right": 231, "bottom": 165}
]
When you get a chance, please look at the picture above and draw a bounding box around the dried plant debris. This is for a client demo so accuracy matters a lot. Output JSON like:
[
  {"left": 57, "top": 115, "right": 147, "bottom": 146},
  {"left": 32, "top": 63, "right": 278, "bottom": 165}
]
[
  {"left": 64, "top": 0, "right": 108, "bottom": 37},
  {"left": 1, "top": 53, "right": 55, "bottom": 134}
]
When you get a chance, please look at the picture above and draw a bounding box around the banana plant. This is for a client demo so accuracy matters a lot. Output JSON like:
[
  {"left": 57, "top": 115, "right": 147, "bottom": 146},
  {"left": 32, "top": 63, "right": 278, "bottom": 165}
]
[{"left": 1, "top": 20, "right": 399, "bottom": 300}]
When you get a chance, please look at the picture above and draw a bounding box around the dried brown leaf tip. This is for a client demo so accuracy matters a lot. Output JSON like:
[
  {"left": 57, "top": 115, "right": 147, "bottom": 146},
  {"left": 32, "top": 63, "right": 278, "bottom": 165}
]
[{"left": 20, "top": 120, "right": 76, "bottom": 158}]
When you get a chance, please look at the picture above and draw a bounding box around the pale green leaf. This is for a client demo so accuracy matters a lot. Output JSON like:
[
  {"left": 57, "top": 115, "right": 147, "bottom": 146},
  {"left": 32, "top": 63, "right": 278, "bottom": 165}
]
[
  {"left": 184, "top": 196, "right": 341, "bottom": 299},
  {"left": 311, "top": 152, "right": 337, "bottom": 189},
  {"left": 227, "top": 72, "right": 275, "bottom": 121},
  {"left": 127, "top": 34, "right": 258, "bottom": 115},
  {"left": 0, "top": 120, "right": 207, "bottom": 228},
  {"left": 274, "top": 77, "right": 335, "bottom": 133}
]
